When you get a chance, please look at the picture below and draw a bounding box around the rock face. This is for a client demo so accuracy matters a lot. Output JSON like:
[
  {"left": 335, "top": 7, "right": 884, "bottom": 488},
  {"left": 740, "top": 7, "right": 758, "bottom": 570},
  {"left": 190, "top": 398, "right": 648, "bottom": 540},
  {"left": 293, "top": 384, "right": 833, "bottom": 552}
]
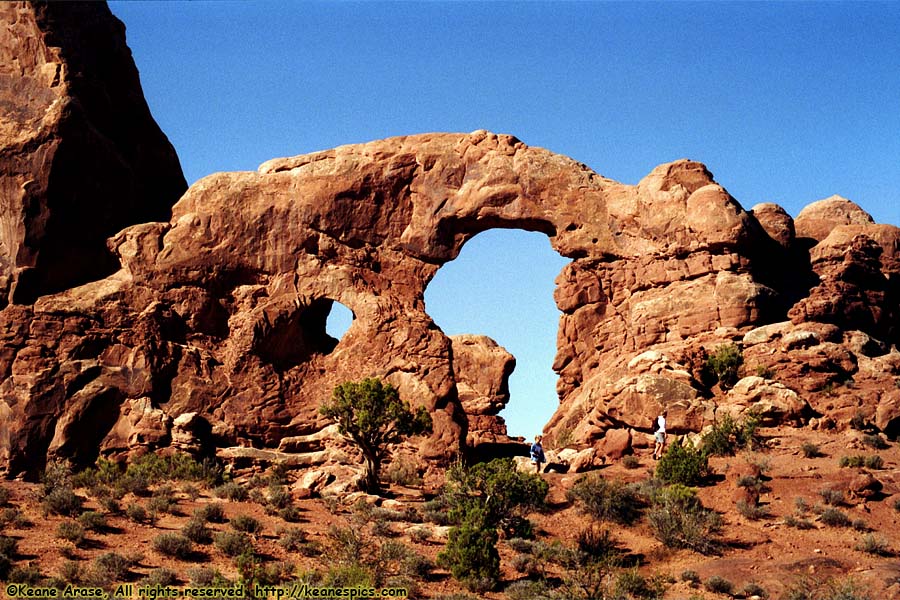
[
  {"left": 0, "top": 2, "right": 186, "bottom": 305},
  {"left": 1, "top": 9, "right": 899, "bottom": 477}
]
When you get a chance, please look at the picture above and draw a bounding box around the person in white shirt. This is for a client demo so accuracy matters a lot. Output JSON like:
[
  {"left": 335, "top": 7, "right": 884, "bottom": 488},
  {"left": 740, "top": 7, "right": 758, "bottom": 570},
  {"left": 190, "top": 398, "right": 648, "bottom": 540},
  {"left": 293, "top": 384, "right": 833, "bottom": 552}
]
[{"left": 652, "top": 410, "right": 667, "bottom": 460}]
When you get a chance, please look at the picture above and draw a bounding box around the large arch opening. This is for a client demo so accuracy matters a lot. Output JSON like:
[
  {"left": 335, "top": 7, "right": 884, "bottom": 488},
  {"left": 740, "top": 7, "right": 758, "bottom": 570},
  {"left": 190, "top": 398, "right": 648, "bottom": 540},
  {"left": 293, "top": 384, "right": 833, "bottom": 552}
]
[{"left": 424, "top": 229, "right": 569, "bottom": 440}]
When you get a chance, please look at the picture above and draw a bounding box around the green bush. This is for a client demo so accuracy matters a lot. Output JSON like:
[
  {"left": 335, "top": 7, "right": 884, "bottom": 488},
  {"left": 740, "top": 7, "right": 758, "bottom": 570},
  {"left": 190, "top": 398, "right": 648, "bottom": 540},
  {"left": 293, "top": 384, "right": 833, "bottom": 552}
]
[
  {"left": 125, "top": 503, "right": 149, "bottom": 524},
  {"left": 182, "top": 519, "right": 213, "bottom": 544},
  {"left": 0, "top": 534, "right": 19, "bottom": 558},
  {"left": 141, "top": 568, "right": 179, "bottom": 587},
  {"left": 701, "top": 413, "right": 760, "bottom": 456},
  {"left": 621, "top": 455, "right": 641, "bottom": 469},
  {"left": 802, "top": 442, "right": 821, "bottom": 458},
  {"left": 567, "top": 475, "right": 643, "bottom": 525},
  {"left": 820, "top": 508, "right": 851, "bottom": 527},
  {"left": 656, "top": 438, "right": 708, "bottom": 486},
  {"left": 152, "top": 533, "right": 194, "bottom": 559},
  {"left": 819, "top": 488, "right": 844, "bottom": 506},
  {"left": 648, "top": 485, "right": 722, "bottom": 554},
  {"left": 230, "top": 514, "right": 263, "bottom": 534},
  {"left": 277, "top": 527, "right": 307, "bottom": 552},
  {"left": 56, "top": 521, "right": 85, "bottom": 546},
  {"left": 705, "top": 343, "right": 743, "bottom": 388},
  {"left": 839, "top": 455, "right": 883, "bottom": 469},
  {"left": 705, "top": 575, "right": 733, "bottom": 594},
  {"left": 437, "top": 506, "right": 499, "bottom": 592},
  {"left": 615, "top": 568, "right": 666, "bottom": 599},
  {"left": 91, "top": 552, "right": 130, "bottom": 583},
  {"left": 739, "top": 581, "right": 768, "bottom": 598},
  {"left": 8, "top": 563, "right": 43, "bottom": 585},
  {"left": 861, "top": 434, "right": 888, "bottom": 450},
  {"left": 193, "top": 502, "right": 227, "bottom": 523},
  {"left": 214, "top": 531, "right": 252, "bottom": 557},
  {"left": 42, "top": 487, "right": 83, "bottom": 517},
  {"left": 736, "top": 499, "right": 769, "bottom": 520},
  {"left": 214, "top": 482, "right": 249, "bottom": 501},
  {"left": 855, "top": 533, "right": 891, "bottom": 556},
  {"left": 77, "top": 511, "right": 106, "bottom": 533},
  {"left": 576, "top": 527, "right": 622, "bottom": 565}
]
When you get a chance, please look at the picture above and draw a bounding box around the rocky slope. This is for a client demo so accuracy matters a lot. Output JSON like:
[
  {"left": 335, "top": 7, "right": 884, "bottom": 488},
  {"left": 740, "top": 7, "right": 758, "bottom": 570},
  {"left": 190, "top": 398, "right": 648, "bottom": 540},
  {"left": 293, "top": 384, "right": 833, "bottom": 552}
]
[{"left": 0, "top": 2, "right": 898, "bottom": 481}]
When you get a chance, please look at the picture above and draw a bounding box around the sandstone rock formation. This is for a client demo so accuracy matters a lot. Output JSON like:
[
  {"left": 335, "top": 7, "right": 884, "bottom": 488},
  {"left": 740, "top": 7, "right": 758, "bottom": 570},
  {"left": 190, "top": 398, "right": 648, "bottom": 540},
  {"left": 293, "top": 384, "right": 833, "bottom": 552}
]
[
  {"left": 0, "top": 1, "right": 186, "bottom": 305},
  {"left": 1, "top": 6, "right": 899, "bottom": 478}
]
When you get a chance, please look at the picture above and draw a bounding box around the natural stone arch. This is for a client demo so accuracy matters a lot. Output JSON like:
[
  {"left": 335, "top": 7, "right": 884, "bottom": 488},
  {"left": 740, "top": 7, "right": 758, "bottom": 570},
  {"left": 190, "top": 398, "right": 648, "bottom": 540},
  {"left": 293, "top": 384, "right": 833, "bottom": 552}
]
[{"left": 3, "top": 130, "right": 899, "bottom": 476}]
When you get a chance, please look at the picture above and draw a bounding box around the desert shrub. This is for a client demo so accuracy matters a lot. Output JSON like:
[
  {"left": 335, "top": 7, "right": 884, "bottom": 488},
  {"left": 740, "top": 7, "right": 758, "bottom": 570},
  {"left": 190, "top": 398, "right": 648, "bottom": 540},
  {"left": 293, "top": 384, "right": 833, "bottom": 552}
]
[
  {"left": 0, "top": 487, "right": 9, "bottom": 506},
  {"left": 214, "top": 481, "right": 249, "bottom": 501},
  {"left": 864, "top": 455, "right": 883, "bottom": 469},
  {"left": 193, "top": 502, "right": 227, "bottom": 523},
  {"left": 737, "top": 499, "right": 769, "bottom": 520},
  {"left": 266, "top": 483, "right": 292, "bottom": 510},
  {"left": 59, "top": 560, "right": 82, "bottom": 584},
  {"left": 855, "top": 534, "right": 891, "bottom": 556},
  {"left": 277, "top": 527, "right": 307, "bottom": 551},
  {"left": 56, "top": 521, "right": 85, "bottom": 546},
  {"left": 436, "top": 506, "right": 500, "bottom": 592},
  {"left": 819, "top": 488, "right": 844, "bottom": 506},
  {"left": 0, "top": 507, "right": 29, "bottom": 529},
  {"left": 384, "top": 456, "right": 423, "bottom": 487},
  {"left": 141, "top": 568, "right": 178, "bottom": 587},
  {"left": 893, "top": 497, "right": 900, "bottom": 512},
  {"left": 125, "top": 503, "right": 149, "bottom": 524},
  {"left": 739, "top": 581, "right": 768, "bottom": 598},
  {"left": 278, "top": 506, "right": 302, "bottom": 522},
  {"left": 567, "top": 474, "right": 643, "bottom": 525},
  {"left": 507, "top": 537, "right": 534, "bottom": 555},
  {"left": 408, "top": 525, "right": 430, "bottom": 543},
  {"left": 124, "top": 452, "right": 222, "bottom": 487},
  {"left": 861, "top": 434, "right": 888, "bottom": 450},
  {"left": 8, "top": 562, "right": 43, "bottom": 585},
  {"left": 42, "top": 487, "right": 83, "bottom": 517},
  {"left": 182, "top": 518, "right": 213, "bottom": 544},
  {"left": 701, "top": 413, "right": 761, "bottom": 456},
  {"left": 755, "top": 364, "right": 775, "bottom": 379},
  {"left": 681, "top": 569, "right": 700, "bottom": 584},
  {"left": 400, "top": 552, "right": 433, "bottom": 579},
  {"left": 322, "top": 563, "right": 375, "bottom": 589},
  {"left": 91, "top": 552, "right": 130, "bottom": 582},
  {"left": 705, "top": 343, "right": 743, "bottom": 388},
  {"left": 99, "top": 497, "right": 120, "bottom": 515},
  {"left": 820, "top": 508, "right": 851, "bottom": 527},
  {"left": 621, "top": 454, "right": 641, "bottom": 469},
  {"left": 214, "top": 531, "right": 252, "bottom": 557},
  {"left": 505, "top": 580, "right": 555, "bottom": 600},
  {"left": 785, "top": 515, "right": 815, "bottom": 529},
  {"left": 77, "top": 511, "right": 106, "bottom": 533},
  {"left": 802, "top": 442, "right": 822, "bottom": 458},
  {"left": 421, "top": 496, "right": 452, "bottom": 525},
  {"left": 576, "top": 526, "right": 622, "bottom": 564},
  {"left": 230, "top": 514, "right": 263, "bottom": 534},
  {"left": 705, "top": 575, "right": 733, "bottom": 594},
  {"left": 737, "top": 474, "right": 765, "bottom": 491},
  {"left": 148, "top": 485, "right": 179, "bottom": 515},
  {"left": 648, "top": 484, "right": 722, "bottom": 554},
  {"left": 656, "top": 437, "right": 708, "bottom": 486},
  {"left": 187, "top": 567, "right": 232, "bottom": 587},
  {"left": 851, "top": 518, "right": 868, "bottom": 531},
  {"left": 510, "top": 552, "right": 537, "bottom": 575},
  {"left": 849, "top": 411, "right": 868, "bottom": 431},
  {"left": 0, "top": 535, "right": 19, "bottom": 558},
  {"left": 153, "top": 533, "right": 194, "bottom": 559},
  {"left": 615, "top": 568, "right": 666, "bottom": 599}
]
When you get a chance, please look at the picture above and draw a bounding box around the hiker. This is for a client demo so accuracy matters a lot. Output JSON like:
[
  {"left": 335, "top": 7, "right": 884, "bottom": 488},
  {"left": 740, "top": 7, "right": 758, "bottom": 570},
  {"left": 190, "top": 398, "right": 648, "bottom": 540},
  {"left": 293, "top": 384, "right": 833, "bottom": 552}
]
[
  {"left": 652, "top": 410, "right": 667, "bottom": 460},
  {"left": 530, "top": 435, "right": 546, "bottom": 473}
]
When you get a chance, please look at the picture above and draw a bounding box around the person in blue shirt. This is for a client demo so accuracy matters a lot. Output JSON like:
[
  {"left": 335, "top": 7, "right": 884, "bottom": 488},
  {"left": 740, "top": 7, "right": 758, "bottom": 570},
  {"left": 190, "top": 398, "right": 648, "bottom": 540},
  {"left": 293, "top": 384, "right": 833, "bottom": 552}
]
[{"left": 530, "top": 435, "right": 546, "bottom": 474}]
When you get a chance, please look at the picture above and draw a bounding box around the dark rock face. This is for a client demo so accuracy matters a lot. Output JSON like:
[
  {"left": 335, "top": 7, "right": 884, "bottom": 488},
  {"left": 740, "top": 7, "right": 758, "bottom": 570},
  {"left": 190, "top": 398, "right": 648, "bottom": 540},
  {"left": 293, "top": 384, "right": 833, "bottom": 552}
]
[
  {"left": 1, "top": 4, "right": 898, "bottom": 479},
  {"left": 0, "top": 1, "right": 186, "bottom": 304}
]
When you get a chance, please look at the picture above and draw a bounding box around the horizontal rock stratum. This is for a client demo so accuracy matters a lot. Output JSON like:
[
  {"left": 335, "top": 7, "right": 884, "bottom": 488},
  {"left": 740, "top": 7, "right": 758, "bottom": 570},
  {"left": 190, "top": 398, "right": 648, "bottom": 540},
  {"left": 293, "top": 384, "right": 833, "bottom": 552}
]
[{"left": 0, "top": 125, "right": 898, "bottom": 477}]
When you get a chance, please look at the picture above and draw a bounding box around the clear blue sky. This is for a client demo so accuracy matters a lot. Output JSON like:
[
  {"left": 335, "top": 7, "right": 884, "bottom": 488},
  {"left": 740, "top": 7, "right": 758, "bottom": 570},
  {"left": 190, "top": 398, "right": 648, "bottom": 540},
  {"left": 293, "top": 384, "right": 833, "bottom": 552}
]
[{"left": 109, "top": 1, "right": 900, "bottom": 438}]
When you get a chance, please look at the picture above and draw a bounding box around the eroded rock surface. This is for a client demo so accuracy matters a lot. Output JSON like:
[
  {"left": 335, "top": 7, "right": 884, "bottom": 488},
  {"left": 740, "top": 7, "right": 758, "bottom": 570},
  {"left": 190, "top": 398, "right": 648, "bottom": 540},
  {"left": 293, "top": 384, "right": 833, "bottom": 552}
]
[{"left": 0, "top": 2, "right": 186, "bottom": 305}]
